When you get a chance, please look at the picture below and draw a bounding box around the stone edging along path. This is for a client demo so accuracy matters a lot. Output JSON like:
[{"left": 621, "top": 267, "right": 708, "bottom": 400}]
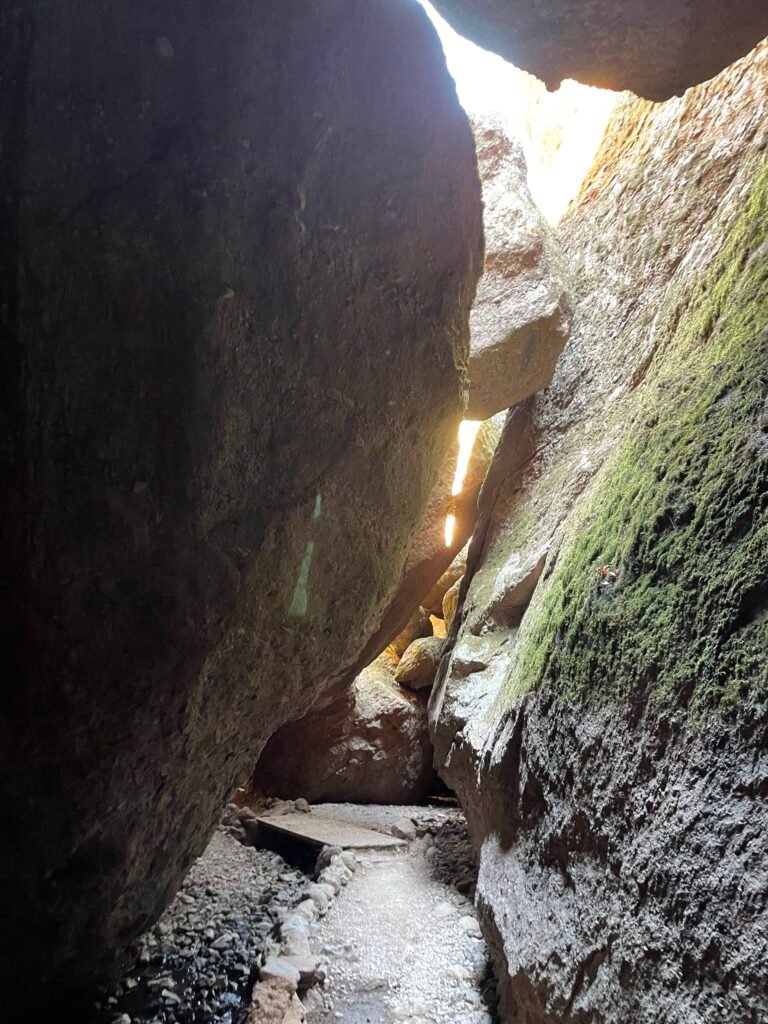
[{"left": 249, "top": 843, "right": 359, "bottom": 1024}]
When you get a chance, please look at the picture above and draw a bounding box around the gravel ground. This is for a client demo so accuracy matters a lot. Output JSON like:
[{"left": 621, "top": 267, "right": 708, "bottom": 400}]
[
  {"left": 86, "top": 805, "right": 493, "bottom": 1024},
  {"left": 305, "top": 809, "right": 496, "bottom": 1024},
  {"left": 92, "top": 828, "right": 307, "bottom": 1024}
]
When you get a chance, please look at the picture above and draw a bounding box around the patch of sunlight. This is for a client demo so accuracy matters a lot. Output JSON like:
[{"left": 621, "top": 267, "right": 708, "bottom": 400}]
[
  {"left": 418, "top": 0, "right": 621, "bottom": 224},
  {"left": 444, "top": 513, "right": 457, "bottom": 547},
  {"left": 445, "top": 419, "right": 482, "bottom": 546},
  {"left": 288, "top": 492, "right": 322, "bottom": 616}
]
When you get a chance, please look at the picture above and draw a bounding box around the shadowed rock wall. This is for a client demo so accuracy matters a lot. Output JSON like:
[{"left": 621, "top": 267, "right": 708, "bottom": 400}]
[
  {"left": 0, "top": 0, "right": 482, "bottom": 1006},
  {"left": 431, "top": 41, "right": 768, "bottom": 1024}
]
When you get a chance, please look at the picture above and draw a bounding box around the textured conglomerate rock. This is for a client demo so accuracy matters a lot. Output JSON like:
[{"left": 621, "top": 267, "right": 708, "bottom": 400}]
[
  {"left": 466, "top": 114, "right": 571, "bottom": 420},
  {"left": 0, "top": 0, "right": 483, "bottom": 1007},
  {"left": 431, "top": 0, "right": 768, "bottom": 100},
  {"left": 431, "top": 41, "right": 768, "bottom": 1024}
]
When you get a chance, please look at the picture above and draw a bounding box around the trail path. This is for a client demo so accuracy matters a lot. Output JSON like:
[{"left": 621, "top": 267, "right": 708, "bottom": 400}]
[{"left": 304, "top": 809, "right": 495, "bottom": 1024}]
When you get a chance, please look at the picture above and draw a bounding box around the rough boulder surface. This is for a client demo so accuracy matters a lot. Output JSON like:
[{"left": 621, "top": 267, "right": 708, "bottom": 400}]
[
  {"left": 252, "top": 108, "right": 576, "bottom": 816},
  {"left": 253, "top": 655, "right": 436, "bottom": 805},
  {"left": 431, "top": 41, "right": 768, "bottom": 1024},
  {"left": 395, "top": 637, "right": 446, "bottom": 691},
  {"left": 467, "top": 115, "right": 571, "bottom": 420},
  {"left": 0, "top": 0, "right": 483, "bottom": 1007},
  {"left": 431, "top": 0, "right": 768, "bottom": 99}
]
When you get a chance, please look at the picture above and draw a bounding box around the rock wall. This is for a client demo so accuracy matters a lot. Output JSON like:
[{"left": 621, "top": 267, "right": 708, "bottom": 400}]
[
  {"left": 337, "top": 414, "right": 501, "bottom": 686},
  {"left": 0, "top": 0, "right": 482, "bottom": 1007},
  {"left": 431, "top": 0, "right": 768, "bottom": 99},
  {"left": 431, "top": 41, "right": 768, "bottom": 1024},
  {"left": 253, "top": 653, "right": 437, "bottom": 805},
  {"left": 330, "top": 112, "right": 573, "bottom": 685},
  {"left": 254, "top": 112, "right": 574, "bottom": 808},
  {"left": 466, "top": 114, "right": 571, "bottom": 420}
]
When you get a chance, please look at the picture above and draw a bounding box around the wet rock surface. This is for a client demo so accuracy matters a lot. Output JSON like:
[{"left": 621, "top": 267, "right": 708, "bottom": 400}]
[
  {"left": 431, "top": 0, "right": 768, "bottom": 99},
  {"left": 431, "top": 39, "right": 768, "bottom": 1024},
  {"left": 0, "top": 0, "right": 482, "bottom": 1006}
]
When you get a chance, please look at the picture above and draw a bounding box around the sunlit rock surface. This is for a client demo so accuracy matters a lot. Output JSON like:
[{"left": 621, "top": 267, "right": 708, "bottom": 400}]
[
  {"left": 0, "top": 0, "right": 482, "bottom": 1006},
  {"left": 467, "top": 114, "right": 571, "bottom": 419},
  {"left": 431, "top": 41, "right": 768, "bottom": 1024},
  {"left": 430, "top": 0, "right": 768, "bottom": 99},
  {"left": 395, "top": 636, "right": 445, "bottom": 691}
]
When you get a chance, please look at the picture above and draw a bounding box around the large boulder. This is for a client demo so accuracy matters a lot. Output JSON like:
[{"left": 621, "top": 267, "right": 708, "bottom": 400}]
[
  {"left": 431, "top": 42, "right": 768, "bottom": 1024},
  {"left": 395, "top": 636, "right": 446, "bottom": 691},
  {"left": 466, "top": 115, "right": 572, "bottom": 420},
  {"left": 0, "top": 0, "right": 482, "bottom": 1006},
  {"left": 431, "top": 0, "right": 768, "bottom": 100},
  {"left": 253, "top": 654, "right": 436, "bottom": 805}
]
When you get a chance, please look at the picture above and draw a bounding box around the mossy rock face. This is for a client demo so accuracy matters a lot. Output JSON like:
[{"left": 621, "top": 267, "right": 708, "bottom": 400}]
[
  {"left": 429, "top": 44, "right": 768, "bottom": 1024},
  {"left": 513, "top": 161, "right": 768, "bottom": 714}
]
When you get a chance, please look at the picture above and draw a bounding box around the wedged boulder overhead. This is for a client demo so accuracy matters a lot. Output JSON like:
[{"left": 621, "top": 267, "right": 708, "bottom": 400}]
[
  {"left": 431, "top": 41, "right": 768, "bottom": 1024},
  {"left": 467, "top": 115, "right": 571, "bottom": 420},
  {"left": 0, "top": 0, "right": 482, "bottom": 1006},
  {"left": 431, "top": 0, "right": 768, "bottom": 100},
  {"left": 252, "top": 654, "right": 437, "bottom": 805}
]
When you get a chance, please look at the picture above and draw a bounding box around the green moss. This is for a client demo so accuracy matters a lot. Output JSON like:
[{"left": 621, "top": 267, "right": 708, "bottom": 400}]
[{"left": 509, "top": 160, "right": 768, "bottom": 713}]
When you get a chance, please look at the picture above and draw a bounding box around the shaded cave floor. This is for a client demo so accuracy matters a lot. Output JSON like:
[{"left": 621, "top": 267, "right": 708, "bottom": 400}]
[{"left": 90, "top": 805, "right": 494, "bottom": 1024}]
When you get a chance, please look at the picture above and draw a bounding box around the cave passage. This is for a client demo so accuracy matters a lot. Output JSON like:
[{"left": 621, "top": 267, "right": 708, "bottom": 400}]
[
  {"left": 4, "top": 0, "right": 767, "bottom": 1022},
  {"left": 84, "top": 17, "right": 618, "bottom": 1023},
  {"left": 95, "top": 800, "right": 493, "bottom": 1024}
]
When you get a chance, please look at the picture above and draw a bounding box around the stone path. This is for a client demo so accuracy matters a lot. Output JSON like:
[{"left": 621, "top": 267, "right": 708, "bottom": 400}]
[{"left": 305, "top": 816, "right": 495, "bottom": 1024}]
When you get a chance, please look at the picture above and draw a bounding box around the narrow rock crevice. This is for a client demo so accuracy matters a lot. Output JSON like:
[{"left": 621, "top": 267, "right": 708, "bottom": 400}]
[{"left": 3, "top": 2, "right": 768, "bottom": 1022}]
